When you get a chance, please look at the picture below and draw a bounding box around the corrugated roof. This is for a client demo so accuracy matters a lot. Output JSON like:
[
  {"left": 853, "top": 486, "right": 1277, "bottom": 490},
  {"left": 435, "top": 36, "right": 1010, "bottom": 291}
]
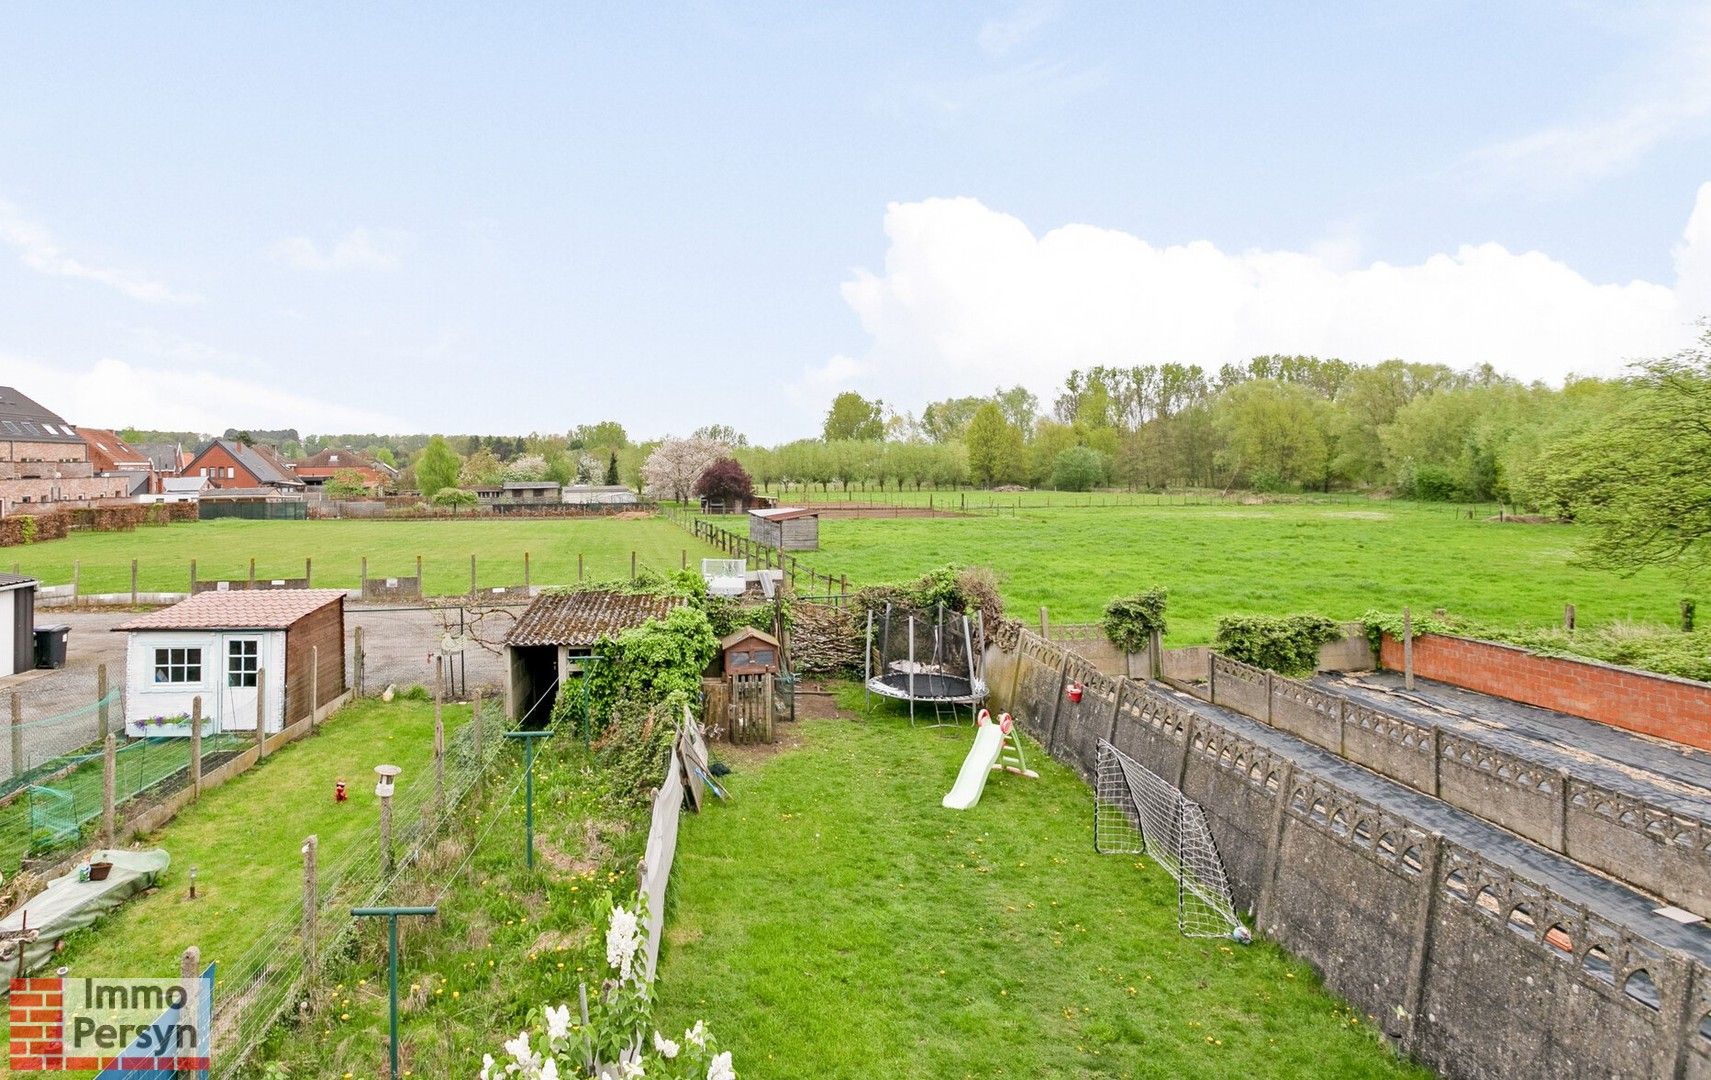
[
  {"left": 0, "top": 386, "right": 83, "bottom": 444},
  {"left": 506, "top": 590, "right": 684, "bottom": 647},
  {"left": 0, "top": 573, "right": 37, "bottom": 591},
  {"left": 113, "top": 589, "right": 345, "bottom": 632},
  {"left": 748, "top": 507, "right": 818, "bottom": 521}
]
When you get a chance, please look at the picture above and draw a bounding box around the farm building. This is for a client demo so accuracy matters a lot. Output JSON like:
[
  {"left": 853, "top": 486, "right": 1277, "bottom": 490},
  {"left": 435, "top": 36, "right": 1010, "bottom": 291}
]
[
  {"left": 112, "top": 590, "right": 348, "bottom": 736},
  {"left": 503, "top": 590, "right": 684, "bottom": 723},
  {"left": 748, "top": 507, "right": 819, "bottom": 551},
  {"left": 0, "top": 573, "right": 38, "bottom": 677},
  {"left": 562, "top": 484, "right": 638, "bottom": 507}
]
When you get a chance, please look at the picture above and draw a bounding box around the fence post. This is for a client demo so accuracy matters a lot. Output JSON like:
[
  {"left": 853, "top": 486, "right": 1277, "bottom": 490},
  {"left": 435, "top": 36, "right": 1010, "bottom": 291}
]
[
  {"left": 681, "top": 549, "right": 687, "bottom": 571},
  {"left": 1149, "top": 628, "right": 1163, "bottom": 680},
  {"left": 102, "top": 734, "right": 116, "bottom": 845},
  {"left": 1402, "top": 607, "right": 1415, "bottom": 691},
  {"left": 433, "top": 682, "right": 445, "bottom": 818},
  {"left": 631, "top": 550, "right": 637, "bottom": 581},
  {"left": 361, "top": 557, "right": 368, "bottom": 594},
  {"left": 256, "top": 668, "right": 268, "bottom": 756},
  {"left": 71, "top": 560, "right": 80, "bottom": 606},
  {"left": 9, "top": 692, "right": 21, "bottom": 780},
  {"left": 189, "top": 559, "right": 197, "bottom": 594},
  {"left": 379, "top": 785, "right": 394, "bottom": 878},
  {"left": 302, "top": 835, "right": 319, "bottom": 983},
  {"left": 97, "top": 663, "right": 110, "bottom": 741},
  {"left": 130, "top": 559, "right": 139, "bottom": 606},
  {"left": 524, "top": 551, "right": 532, "bottom": 590},
  {"left": 473, "top": 689, "right": 485, "bottom": 796},
  {"left": 469, "top": 555, "right": 477, "bottom": 599},
  {"left": 841, "top": 574, "right": 848, "bottom": 598},
  {"left": 578, "top": 553, "right": 584, "bottom": 582},
  {"left": 1563, "top": 603, "right": 1575, "bottom": 631},
  {"left": 354, "top": 626, "right": 365, "bottom": 697},
  {"left": 416, "top": 555, "right": 423, "bottom": 592},
  {"left": 189, "top": 697, "right": 203, "bottom": 799},
  {"left": 309, "top": 646, "right": 320, "bottom": 731},
  {"left": 305, "top": 557, "right": 313, "bottom": 587},
  {"left": 1038, "top": 606, "right": 1049, "bottom": 638},
  {"left": 248, "top": 558, "right": 256, "bottom": 589}
]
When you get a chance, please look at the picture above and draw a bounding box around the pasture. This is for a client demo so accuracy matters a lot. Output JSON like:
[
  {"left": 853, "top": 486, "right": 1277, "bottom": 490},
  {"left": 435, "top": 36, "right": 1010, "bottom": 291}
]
[
  {"left": 799, "top": 501, "right": 1688, "bottom": 642},
  {"left": 654, "top": 697, "right": 1427, "bottom": 1079}
]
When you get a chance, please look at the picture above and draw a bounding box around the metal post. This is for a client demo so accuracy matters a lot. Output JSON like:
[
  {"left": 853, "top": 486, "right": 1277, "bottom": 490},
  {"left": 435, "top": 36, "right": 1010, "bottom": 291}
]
[
  {"left": 350, "top": 906, "right": 438, "bottom": 1080},
  {"left": 472, "top": 689, "right": 485, "bottom": 795},
  {"left": 907, "top": 614, "right": 916, "bottom": 726},
  {"left": 433, "top": 692, "right": 445, "bottom": 819},
  {"left": 863, "top": 607, "right": 873, "bottom": 712},
  {"left": 504, "top": 731, "right": 553, "bottom": 868}
]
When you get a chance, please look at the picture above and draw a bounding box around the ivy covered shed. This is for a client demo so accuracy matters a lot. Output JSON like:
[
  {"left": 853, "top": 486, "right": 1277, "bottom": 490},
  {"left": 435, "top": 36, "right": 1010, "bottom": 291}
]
[{"left": 503, "top": 590, "right": 685, "bottom": 723}]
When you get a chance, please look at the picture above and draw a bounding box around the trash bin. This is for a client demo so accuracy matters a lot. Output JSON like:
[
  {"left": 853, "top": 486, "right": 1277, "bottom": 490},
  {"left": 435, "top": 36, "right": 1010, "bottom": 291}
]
[{"left": 33, "top": 625, "right": 69, "bottom": 670}]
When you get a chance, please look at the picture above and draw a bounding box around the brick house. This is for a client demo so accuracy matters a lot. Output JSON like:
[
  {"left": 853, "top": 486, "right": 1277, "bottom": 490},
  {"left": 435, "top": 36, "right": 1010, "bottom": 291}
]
[
  {"left": 290, "top": 448, "right": 395, "bottom": 494},
  {"left": 77, "top": 427, "right": 155, "bottom": 496},
  {"left": 0, "top": 387, "right": 131, "bottom": 513},
  {"left": 182, "top": 438, "right": 306, "bottom": 492}
]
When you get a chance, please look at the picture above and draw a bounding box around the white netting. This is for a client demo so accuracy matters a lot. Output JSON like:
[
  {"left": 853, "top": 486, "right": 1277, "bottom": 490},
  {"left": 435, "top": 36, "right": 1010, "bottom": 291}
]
[{"left": 1094, "top": 739, "right": 1245, "bottom": 940}]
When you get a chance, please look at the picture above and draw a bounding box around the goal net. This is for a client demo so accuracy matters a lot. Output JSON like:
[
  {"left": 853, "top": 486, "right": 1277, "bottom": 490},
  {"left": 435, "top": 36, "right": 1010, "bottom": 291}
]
[{"left": 1095, "top": 739, "right": 1247, "bottom": 940}]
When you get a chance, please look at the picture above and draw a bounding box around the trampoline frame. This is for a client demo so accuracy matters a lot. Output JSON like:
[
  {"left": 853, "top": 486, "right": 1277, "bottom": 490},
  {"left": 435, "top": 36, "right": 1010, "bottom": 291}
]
[{"left": 863, "top": 602, "right": 988, "bottom": 726}]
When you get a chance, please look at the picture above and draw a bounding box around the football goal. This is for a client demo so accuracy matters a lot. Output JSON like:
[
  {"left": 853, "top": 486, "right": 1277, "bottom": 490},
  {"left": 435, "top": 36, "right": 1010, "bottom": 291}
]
[{"left": 1094, "top": 739, "right": 1249, "bottom": 941}]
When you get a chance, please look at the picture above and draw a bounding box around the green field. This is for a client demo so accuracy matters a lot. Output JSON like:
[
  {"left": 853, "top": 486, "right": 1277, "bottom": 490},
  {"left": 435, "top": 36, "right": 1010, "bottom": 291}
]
[
  {"left": 787, "top": 501, "right": 1688, "bottom": 642},
  {"left": 655, "top": 698, "right": 1426, "bottom": 1079},
  {"left": 3, "top": 516, "right": 718, "bottom": 594}
]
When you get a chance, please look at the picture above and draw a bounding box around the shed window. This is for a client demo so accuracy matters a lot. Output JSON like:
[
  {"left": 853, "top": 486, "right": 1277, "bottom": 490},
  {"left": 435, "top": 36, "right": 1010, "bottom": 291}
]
[
  {"left": 227, "top": 639, "right": 259, "bottom": 687},
  {"left": 153, "top": 647, "right": 203, "bottom": 684},
  {"left": 753, "top": 648, "right": 774, "bottom": 667},
  {"left": 731, "top": 651, "right": 750, "bottom": 666}
]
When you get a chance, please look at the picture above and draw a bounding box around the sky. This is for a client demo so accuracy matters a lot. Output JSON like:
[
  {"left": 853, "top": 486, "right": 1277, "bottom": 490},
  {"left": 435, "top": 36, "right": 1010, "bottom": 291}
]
[{"left": 2, "top": 1, "right": 1710, "bottom": 444}]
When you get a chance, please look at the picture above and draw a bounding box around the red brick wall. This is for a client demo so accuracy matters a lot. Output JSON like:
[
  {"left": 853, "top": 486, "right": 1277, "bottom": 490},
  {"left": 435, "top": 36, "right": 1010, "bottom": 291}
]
[
  {"left": 1380, "top": 632, "right": 1711, "bottom": 751},
  {"left": 9, "top": 977, "right": 64, "bottom": 1072}
]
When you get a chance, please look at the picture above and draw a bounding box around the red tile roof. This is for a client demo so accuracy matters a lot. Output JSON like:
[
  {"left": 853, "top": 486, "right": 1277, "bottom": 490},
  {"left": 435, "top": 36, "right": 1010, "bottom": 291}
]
[
  {"left": 505, "top": 590, "right": 684, "bottom": 647},
  {"left": 113, "top": 589, "right": 345, "bottom": 631}
]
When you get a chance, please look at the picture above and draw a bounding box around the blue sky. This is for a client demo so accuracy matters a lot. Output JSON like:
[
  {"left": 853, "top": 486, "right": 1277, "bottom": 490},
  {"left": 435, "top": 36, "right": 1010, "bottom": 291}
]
[{"left": 3, "top": 2, "right": 1709, "bottom": 442}]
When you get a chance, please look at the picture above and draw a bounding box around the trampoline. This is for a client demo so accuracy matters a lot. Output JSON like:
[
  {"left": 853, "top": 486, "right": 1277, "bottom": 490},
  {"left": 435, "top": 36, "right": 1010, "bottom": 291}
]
[{"left": 863, "top": 602, "right": 988, "bottom": 726}]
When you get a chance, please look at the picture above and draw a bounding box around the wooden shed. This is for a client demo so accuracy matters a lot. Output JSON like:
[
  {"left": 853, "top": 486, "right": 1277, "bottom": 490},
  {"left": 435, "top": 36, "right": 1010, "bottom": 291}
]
[
  {"left": 720, "top": 628, "right": 780, "bottom": 677},
  {"left": 503, "top": 590, "right": 685, "bottom": 723},
  {"left": 748, "top": 507, "right": 819, "bottom": 551},
  {"left": 112, "top": 589, "right": 348, "bottom": 736}
]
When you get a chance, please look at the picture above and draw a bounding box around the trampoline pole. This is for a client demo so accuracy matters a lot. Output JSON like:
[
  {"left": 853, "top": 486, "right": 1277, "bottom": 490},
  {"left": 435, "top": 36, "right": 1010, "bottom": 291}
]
[
  {"left": 908, "top": 615, "right": 916, "bottom": 726},
  {"left": 864, "top": 607, "right": 873, "bottom": 712},
  {"left": 962, "top": 613, "right": 977, "bottom": 725}
]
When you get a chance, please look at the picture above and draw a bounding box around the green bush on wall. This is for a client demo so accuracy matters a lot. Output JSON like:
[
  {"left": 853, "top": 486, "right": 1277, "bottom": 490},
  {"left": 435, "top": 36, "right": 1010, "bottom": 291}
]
[
  {"left": 1102, "top": 587, "right": 1168, "bottom": 653},
  {"left": 1214, "top": 613, "right": 1343, "bottom": 676}
]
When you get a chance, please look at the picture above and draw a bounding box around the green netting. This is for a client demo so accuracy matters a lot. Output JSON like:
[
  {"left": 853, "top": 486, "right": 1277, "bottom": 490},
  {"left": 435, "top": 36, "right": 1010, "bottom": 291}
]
[{"left": 0, "top": 688, "right": 126, "bottom": 802}]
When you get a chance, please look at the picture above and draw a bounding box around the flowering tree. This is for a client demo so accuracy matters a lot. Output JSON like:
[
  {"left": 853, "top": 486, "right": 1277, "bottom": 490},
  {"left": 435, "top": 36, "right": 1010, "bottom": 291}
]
[
  {"left": 503, "top": 454, "right": 551, "bottom": 483},
  {"left": 692, "top": 458, "right": 753, "bottom": 505},
  {"left": 481, "top": 900, "right": 736, "bottom": 1079},
  {"left": 641, "top": 436, "right": 730, "bottom": 503}
]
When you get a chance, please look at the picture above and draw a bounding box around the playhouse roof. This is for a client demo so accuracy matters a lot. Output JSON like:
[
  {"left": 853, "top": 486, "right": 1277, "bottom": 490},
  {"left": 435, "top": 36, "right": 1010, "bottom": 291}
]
[
  {"left": 506, "top": 590, "right": 684, "bottom": 648},
  {"left": 719, "top": 627, "right": 779, "bottom": 650},
  {"left": 113, "top": 589, "right": 345, "bottom": 632}
]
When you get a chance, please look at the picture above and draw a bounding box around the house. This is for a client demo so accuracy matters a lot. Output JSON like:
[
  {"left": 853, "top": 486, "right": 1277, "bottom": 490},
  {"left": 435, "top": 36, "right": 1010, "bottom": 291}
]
[
  {"left": 563, "top": 485, "right": 639, "bottom": 507},
  {"left": 112, "top": 590, "right": 347, "bottom": 736},
  {"left": 720, "top": 627, "right": 780, "bottom": 677},
  {"left": 0, "top": 387, "right": 132, "bottom": 513},
  {"left": 748, "top": 507, "right": 819, "bottom": 551},
  {"left": 135, "top": 442, "right": 190, "bottom": 478},
  {"left": 503, "top": 590, "right": 685, "bottom": 722},
  {"left": 0, "top": 573, "right": 38, "bottom": 677},
  {"left": 181, "top": 438, "right": 306, "bottom": 492},
  {"left": 77, "top": 428, "right": 152, "bottom": 479},
  {"left": 291, "top": 448, "right": 396, "bottom": 495}
]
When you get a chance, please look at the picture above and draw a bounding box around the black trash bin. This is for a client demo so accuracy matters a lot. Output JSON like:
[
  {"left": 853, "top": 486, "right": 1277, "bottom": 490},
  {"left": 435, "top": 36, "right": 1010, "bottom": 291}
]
[{"left": 33, "top": 625, "right": 69, "bottom": 670}]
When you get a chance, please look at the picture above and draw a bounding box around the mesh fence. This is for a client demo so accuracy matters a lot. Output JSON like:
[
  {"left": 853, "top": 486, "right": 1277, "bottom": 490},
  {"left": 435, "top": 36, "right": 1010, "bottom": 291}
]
[{"left": 1094, "top": 739, "right": 1243, "bottom": 940}]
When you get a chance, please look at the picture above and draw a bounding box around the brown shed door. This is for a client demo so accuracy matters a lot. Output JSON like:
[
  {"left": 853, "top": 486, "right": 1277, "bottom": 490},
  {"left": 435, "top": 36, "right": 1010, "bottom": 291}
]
[{"left": 13, "top": 588, "right": 33, "bottom": 674}]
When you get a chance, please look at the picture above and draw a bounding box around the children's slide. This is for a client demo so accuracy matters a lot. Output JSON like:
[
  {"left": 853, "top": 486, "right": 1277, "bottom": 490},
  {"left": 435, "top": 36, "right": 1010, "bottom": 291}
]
[{"left": 942, "top": 716, "right": 1006, "bottom": 810}]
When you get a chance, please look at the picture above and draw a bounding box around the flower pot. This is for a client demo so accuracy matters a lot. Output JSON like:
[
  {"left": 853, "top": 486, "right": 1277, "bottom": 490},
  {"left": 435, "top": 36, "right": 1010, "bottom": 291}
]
[{"left": 89, "top": 861, "right": 114, "bottom": 882}]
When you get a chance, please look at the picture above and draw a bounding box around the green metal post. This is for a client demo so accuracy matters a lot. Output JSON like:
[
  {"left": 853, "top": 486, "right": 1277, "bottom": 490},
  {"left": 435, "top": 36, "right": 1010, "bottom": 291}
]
[
  {"left": 351, "top": 905, "right": 437, "bottom": 1080},
  {"left": 503, "top": 730, "right": 552, "bottom": 869}
]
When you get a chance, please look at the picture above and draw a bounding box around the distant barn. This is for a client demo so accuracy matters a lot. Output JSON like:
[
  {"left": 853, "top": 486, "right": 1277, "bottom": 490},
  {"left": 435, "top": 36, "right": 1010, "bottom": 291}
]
[{"left": 748, "top": 507, "right": 819, "bottom": 551}]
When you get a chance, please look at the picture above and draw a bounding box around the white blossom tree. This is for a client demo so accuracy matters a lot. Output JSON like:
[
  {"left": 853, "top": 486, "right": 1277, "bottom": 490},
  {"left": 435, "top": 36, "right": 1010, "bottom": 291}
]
[{"left": 641, "top": 435, "right": 730, "bottom": 502}]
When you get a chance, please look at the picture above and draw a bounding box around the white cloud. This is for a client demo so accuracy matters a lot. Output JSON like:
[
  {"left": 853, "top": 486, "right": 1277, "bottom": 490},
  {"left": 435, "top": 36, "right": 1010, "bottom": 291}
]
[
  {"left": 269, "top": 229, "right": 402, "bottom": 271},
  {"left": 0, "top": 353, "right": 407, "bottom": 434},
  {"left": 0, "top": 197, "right": 201, "bottom": 304},
  {"left": 836, "top": 189, "right": 1711, "bottom": 404},
  {"left": 978, "top": 0, "right": 1060, "bottom": 59},
  {"left": 1457, "top": 8, "right": 1711, "bottom": 192},
  {"left": 786, "top": 354, "right": 864, "bottom": 417}
]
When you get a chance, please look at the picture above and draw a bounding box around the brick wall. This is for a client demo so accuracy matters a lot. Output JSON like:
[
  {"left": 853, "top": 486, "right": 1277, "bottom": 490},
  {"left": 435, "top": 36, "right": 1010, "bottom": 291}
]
[
  {"left": 9, "top": 977, "right": 64, "bottom": 1072},
  {"left": 0, "top": 439, "right": 87, "bottom": 465},
  {"left": 1379, "top": 632, "right": 1711, "bottom": 751},
  {"left": 0, "top": 475, "right": 130, "bottom": 513}
]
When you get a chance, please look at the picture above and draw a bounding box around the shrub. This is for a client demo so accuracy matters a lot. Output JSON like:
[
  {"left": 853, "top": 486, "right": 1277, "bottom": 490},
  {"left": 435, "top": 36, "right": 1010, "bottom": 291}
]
[
  {"left": 1406, "top": 464, "right": 1460, "bottom": 501},
  {"left": 694, "top": 457, "right": 755, "bottom": 505},
  {"left": 1102, "top": 587, "right": 1168, "bottom": 652},
  {"left": 1248, "top": 468, "right": 1289, "bottom": 494},
  {"left": 1049, "top": 446, "right": 1105, "bottom": 492},
  {"left": 594, "top": 689, "right": 693, "bottom": 807},
  {"left": 585, "top": 606, "right": 718, "bottom": 732},
  {"left": 431, "top": 487, "right": 478, "bottom": 511},
  {"left": 1215, "top": 614, "right": 1342, "bottom": 676}
]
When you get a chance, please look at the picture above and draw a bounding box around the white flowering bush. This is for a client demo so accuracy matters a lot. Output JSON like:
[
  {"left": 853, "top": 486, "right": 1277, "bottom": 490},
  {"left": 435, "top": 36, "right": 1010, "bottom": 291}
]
[{"left": 480, "top": 898, "right": 735, "bottom": 1079}]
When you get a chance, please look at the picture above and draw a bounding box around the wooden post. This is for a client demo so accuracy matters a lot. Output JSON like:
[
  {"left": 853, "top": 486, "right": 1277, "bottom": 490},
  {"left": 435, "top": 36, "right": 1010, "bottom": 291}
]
[
  {"left": 1402, "top": 607, "right": 1415, "bottom": 691},
  {"left": 309, "top": 646, "right": 320, "bottom": 730},
  {"left": 473, "top": 689, "right": 485, "bottom": 795},
  {"left": 97, "top": 663, "right": 110, "bottom": 740},
  {"left": 256, "top": 668, "right": 268, "bottom": 754},
  {"left": 841, "top": 574, "right": 848, "bottom": 597},
  {"left": 1563, "top": 603, "right": 1576, "bottom": 631},
  {"left": 681, "top": 549, "right": 687, "bottom": 570},
  {"left": 379, "top": 790, "right": 393, "bottom": 877},
  {"left": 248, "top": 558, "right": 256, "bottom": 589},
  {"left": 361, "top": 556, "right": 368, "bottom": 594},
  {"left": 302, "top": 835, "right": 319, "bottom": 982},
  {"left": 416, "top": 555, "right": 423, "bottom": 591},
  {"left": 189, "top": 559, "right": 198, "bottom": 594},
  {"left": 469, "top": 554, "right": 477, "bottom": 598},
  {"left": 101, "top": 734, "right": 116, "bottom": 845},
  {"left": 9, "top": 692, "right": 21, "bottom": 780},
  {"left": 130, "top": 558, "right": 139, "bottom": 606},
  {"left": 1038, "top": 606, "right": 1049, "bottom": 638},
  {"left": 433, "top": 692, "right": 445, "bottom": 819},
  {"left": 354, "top": 626, "right": 366, "bottom": 697},
  {"left": 578, "top": 553, "right": 584, "bottom": 582},
  {"left": 189, "top": 697, "right": 203, "bottom": 799},
  {"left": 305, "top": 557, "right": 313, "bottom": 587},
  {"left": 762, "top": 672, "right": 775, "bottom": 743},
  {"left": 71, "top": 560, "right": 80, "bottom": 606},
  {"left": 630, "top": 550, "right": 637, "bottom": 580},
  {"left": 524, "top": 551, "right": 532, "bottom": 590}
]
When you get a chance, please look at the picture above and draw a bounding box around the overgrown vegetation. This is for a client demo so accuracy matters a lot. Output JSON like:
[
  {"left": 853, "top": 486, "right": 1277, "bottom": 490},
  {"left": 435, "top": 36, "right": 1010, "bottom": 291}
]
[
  {"left": 1102, "top": 586, "right": 1168, "bottom": 652},
  {"left": 854, "top": 564, "right": 1004, "bottom": 620},
  {"left": 1215, "top": 614, "right": 1343, "bottom": 675}
]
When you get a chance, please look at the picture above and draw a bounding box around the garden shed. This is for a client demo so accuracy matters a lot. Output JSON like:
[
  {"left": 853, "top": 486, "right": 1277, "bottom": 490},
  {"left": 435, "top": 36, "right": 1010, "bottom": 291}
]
[
  {"left": 112, "top": 589, "right": 348, "bottom": 736},
  {"left": 504, "top": 590, "right": 685, "bottom": 723},
  {"left": 720, "top": 627, "right": 780, "bottom": 676},
  {"left": 0, "top": 572, "right": 37, "bottom": 677},
  {"left": 748, "top": 507, "right": 819, "bottom": 551}
]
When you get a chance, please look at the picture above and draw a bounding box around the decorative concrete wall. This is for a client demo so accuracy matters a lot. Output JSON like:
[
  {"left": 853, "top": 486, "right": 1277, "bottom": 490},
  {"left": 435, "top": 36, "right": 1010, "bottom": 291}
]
[{"left": 985, "top": 624, "right": 1711, "bottom": 1080}]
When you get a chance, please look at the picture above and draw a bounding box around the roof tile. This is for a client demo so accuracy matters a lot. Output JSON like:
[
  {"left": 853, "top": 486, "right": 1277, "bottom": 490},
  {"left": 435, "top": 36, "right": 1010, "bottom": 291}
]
[
  {"left": 505, "top": 590, "right": 684, "bottom": 647},
  {"left": 113, "top": 589, "right": 345, "bottom": 631}
]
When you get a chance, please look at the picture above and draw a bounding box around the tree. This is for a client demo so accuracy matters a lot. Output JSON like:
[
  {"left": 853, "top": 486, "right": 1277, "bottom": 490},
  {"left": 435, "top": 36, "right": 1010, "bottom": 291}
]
[
  {"left": 431, "top": 487, "right": 478, "bottom": 513},
  {"left": 641, "top": 434, "right": 730, "bottom": 502},
  {"left": 822, "top": 392, "right": 885, "bottom": 441},
  {"left": 415, "top": 436, "right": 461, "bottom": 498},
  {"left": 605, "top": 451, "right": 620, "bottom": 486},
  {"left": 571, "top": 421, "right": 629, "bottom": 450},
  {"left": 920, "top": 396, "right": 988, "bottom": 443},
  {"left": 324, "top": 469, "right": 369, "bottom": 499},
  {"left": 1050, "top": 446, "right": 1106, "bottom": 492},
  {"left": 502, "top": 454, "right": 550, "bottom": 483},
  {"left": 458, "top": 448, "right": 504, "bottom": 488},
  {"left": 966, "top": 403, "right": 1024, "bottom": 487},
  {"left": 693, "top": 424, "right": 747, "bottom": 448},
  {"left": 694, "top": 457, "right": 755, "bottom": 505},
  {"left": 1212, "top": 380, "right": 1330, "bottom": 490}
]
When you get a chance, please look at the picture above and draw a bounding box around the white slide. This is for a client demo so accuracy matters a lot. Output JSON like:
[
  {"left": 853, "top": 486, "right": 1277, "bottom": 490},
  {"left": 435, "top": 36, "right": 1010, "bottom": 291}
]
[{"left": 942, "top": 721, "right": 1006, "bottom": 810}]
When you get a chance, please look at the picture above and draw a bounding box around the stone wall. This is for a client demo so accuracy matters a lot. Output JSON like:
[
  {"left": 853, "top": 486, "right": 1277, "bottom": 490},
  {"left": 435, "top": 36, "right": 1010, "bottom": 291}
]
[
  {"left": 1381, "top": 631, "right": 1711, "bottom": 751},
  {"left": 985, "top": 624, "right": 1711, "bottom": 1080}
]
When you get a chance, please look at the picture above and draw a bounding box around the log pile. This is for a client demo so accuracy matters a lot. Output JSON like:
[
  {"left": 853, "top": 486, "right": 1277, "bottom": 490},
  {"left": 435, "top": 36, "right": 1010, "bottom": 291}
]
[{"left": 789, "top": 602, "right": 864, "bottom": 675}]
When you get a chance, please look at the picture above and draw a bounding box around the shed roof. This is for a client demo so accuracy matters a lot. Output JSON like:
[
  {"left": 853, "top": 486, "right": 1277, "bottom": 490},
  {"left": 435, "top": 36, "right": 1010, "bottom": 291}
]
[
  {"left": 720, "top": 627, "right": 779, "bottom": 650},
  {"left": 748, "top": 507, "right": 818, "bottom": 522},
  {"left": 113, "top": 589, "right": 345, "bottom": 632},
  {"left": 506, "top": 590, "right": 684, "bottom": 648},
  {"left": 0, "top": 573, "right": 37, "bottom": 592}
]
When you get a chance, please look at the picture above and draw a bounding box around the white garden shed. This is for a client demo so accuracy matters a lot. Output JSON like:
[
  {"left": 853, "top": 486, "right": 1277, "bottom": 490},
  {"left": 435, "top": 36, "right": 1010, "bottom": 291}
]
[
  {"left": 0, "top": 573, "right": 38, "bottom": 677},
  {"left": 113, "top": 589, "right": 347, "bottom": 737}
]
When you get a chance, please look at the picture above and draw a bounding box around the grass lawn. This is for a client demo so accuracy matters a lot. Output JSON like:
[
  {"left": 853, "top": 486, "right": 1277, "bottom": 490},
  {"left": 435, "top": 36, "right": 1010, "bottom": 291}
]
[
  {"left": 4, "top": 516, "right": 718, "bottom": 595},
  {"left": 793, "top": 501, "right": 1688, "bottom": 641},
  {"left": 654, "top": 699, "right": 1428, "bottom": 1079}
]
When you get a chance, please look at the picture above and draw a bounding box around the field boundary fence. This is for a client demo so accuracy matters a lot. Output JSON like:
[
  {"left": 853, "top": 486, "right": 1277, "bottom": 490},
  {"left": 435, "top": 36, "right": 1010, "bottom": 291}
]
[{"left": 660, "top": 507, "right": 852, "bottom": 599}]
